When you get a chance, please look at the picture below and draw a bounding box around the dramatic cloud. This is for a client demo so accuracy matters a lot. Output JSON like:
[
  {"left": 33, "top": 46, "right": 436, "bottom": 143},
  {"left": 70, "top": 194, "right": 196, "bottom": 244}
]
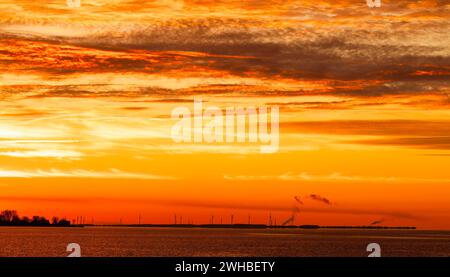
[{"left": 283, "top": 120, "right": 450, "bottom": 137}]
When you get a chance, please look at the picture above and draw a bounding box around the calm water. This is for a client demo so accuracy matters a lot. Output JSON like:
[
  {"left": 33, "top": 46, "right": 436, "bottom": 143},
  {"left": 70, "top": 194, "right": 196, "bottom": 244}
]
[{"left": 0, "top": 227, "right": 448, "bottom": 257}]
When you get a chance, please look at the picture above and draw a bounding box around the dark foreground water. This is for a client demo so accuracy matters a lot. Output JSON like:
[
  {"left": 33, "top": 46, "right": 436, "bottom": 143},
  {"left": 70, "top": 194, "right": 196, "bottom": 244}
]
[{"left": 0, "top": 227, "right": 448, "bottom": 257}]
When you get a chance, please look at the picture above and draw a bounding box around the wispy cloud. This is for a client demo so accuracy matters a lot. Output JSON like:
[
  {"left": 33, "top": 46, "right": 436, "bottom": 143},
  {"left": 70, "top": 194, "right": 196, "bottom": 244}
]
[
  {"left": 0, "top": 150, "right": 83, "bottom": 159},
  {"left": 0, "top": 168, "right": 175, "bottom": 179},
  {"left": 224, "top": 172, "right": 450, "bottom": 184}
]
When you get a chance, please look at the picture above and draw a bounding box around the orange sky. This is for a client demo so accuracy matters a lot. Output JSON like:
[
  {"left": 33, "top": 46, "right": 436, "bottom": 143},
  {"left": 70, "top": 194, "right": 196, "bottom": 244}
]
[{"left": 0, "top": 0, "right": 449, "bottom": 229}]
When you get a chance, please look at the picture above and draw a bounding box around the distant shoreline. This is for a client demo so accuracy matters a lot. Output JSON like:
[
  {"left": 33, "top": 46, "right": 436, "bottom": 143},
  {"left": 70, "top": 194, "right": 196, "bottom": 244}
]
[
  {"left": 88, "top": 224, "right": 417, "bottom": 230},
  {"left": 0, "top": 225, "right": 83, "bottom": 228},
  {"left": 0, "top": 223, "right": 418, "bottom": 229}
]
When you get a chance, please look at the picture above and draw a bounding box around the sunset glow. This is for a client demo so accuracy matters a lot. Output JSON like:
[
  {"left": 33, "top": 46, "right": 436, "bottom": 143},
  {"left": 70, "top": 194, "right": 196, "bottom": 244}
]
[{"left": 0, "top": 0, "right": 449, "bottom": 229}]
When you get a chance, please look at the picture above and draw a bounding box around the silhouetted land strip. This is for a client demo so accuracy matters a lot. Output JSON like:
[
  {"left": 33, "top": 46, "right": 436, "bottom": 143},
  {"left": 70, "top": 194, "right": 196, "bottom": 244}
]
[
  {"left": 0, "top": 210, "right": 416, "bottom": 229},
  {"left": 99, "top": 224, "right": 416, "bottom": 230}
]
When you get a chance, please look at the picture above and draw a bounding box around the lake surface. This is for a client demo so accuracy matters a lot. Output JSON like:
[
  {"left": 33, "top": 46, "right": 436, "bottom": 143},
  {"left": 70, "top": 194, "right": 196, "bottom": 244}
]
[{"left": 0, "top": 227, "right": 448, "bottom": 257}]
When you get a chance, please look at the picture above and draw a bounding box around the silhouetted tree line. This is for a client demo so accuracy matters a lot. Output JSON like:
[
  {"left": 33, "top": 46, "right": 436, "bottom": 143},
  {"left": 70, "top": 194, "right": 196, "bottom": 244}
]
[{"left": 0, "top": 210, "right": 70, "bottom": 226}]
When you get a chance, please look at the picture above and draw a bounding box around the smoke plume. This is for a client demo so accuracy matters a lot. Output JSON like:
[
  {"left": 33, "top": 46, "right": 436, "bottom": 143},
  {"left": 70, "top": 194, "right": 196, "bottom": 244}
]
[{"left": 309, "top": 194, "right": 332, "bottom": 205}]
